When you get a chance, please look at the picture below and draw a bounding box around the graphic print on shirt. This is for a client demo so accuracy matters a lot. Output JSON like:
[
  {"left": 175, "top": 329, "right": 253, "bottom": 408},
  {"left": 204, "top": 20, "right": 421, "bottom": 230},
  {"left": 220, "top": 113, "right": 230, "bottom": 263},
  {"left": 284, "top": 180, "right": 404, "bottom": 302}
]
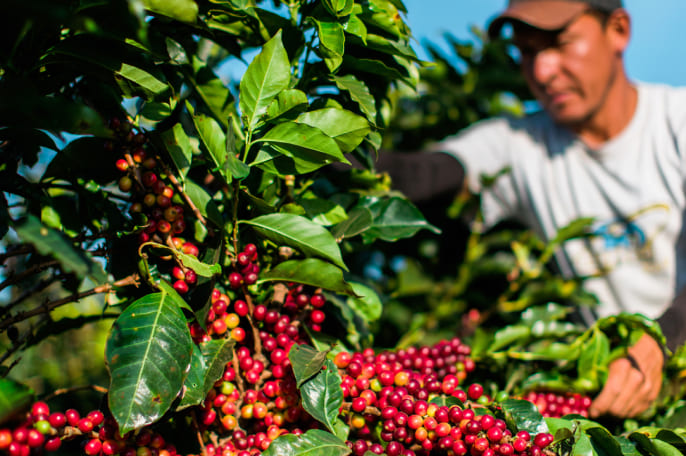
[{"left": 567, "top": 203, "right": 670, "bottom": 277}]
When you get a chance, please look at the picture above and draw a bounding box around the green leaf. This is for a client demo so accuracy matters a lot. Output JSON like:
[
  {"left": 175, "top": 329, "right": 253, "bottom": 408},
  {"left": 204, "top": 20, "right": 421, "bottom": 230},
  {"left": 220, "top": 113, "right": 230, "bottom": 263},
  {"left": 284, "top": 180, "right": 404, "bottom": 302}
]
[
  {"left": 178, "top": 338, "right": 235, "bottom": 410},
  {"left": 191, "top": 110, "right": 230, "bottom": 182},
  {"left": 576, "top": 329, "right": 610, "bottom": 391},
  {"left": 572, "top": 433, "right": 594, "bottom": 456},
  {"left": 156, "top": 279, "right": 194, "bottom": 314},
  {"left": 254, "top": 146, "right": 340, "bottom": 175},
  {"left": 177, "top": 251, "right": 221, "bottom": 278},
  {"left": 509, "top": 341, "right": 580, "bottom": 361},
  {"left": 258, "top": 259, "right": 356, "bottom": 296},
  {"left": 239, "top": 30, "right": 290, "bottom": 132},
  {"left": 429, "top": 396, "right": 464, "bottom": 408},
  {"left": 300, "top": 359, "right": 343, "bottom": 434},
  {"left": 177, "top": 344, "right": 206, "bottom": 410},
  {"left": 359, "top": 196, "right": 440, "bottom": 243},
  {"left": 140, "top": 101, "right": 174, "bottom": 123},
  {"left": 313, "top": 18, "right": 345, "bottom": 72},
  {"left": 343, "top": 14, "right": 367, "bottom": 43},
  {"left": 191, "top": 58, "right": 236, "bottom": 128},
  {"left": 615, "top": 436, "right": 643, "bottom": 456},
  {"left": 289, "top": 344, "right": 329, "bottom": 388},
  {"left": 0, "top": 379, "right": 34, "bottom": 425},
  {"left": 241, "top": 213, "right": 348, "bottom": 271},
  {"left": 13, "top": 215, "right": 107, "bottom": 282},
  {"left": 184, "top": 178, "right": 223, "bottom": 227},
  {"left": 488, "top": 325, "right": 531, "bottom": 353},
  {"left": 161, "top": 124, "right": 193, "bottom": 179},
  {"left": 585, "top": 425, "right": 627, "bottom": 455},
  {"left": 299, "top": 195, "right": 348, "bottom": 226},
  {"left": 118, "top": 63, "right": 169, "bottom": 94},
  {"left": 346, "top": 282, "right": 382, "bottom": 322},
  {"left": 262, "top": 429, "right": 351, "bottom": 456},
  {"left": 267, "top": 89, "right": 309, "bottom": 121},
  {"left": 521, "top": 303, "right": 572, "bottom": 324},
  {"left": 296, "top": 108, "right": 370, "bottom": 153},
  {"left": 200, "top": 338, "right": 236, "bottom": 393},
  {"left": 333, "top": 75, "right": 377, "bottom": 123},
  {"left": 323, "top": 0, "right": 354, "bottom": 17},
  {"left": 500, "top": 399, "right": 549, "bottom": 435},
  {"left": 253, "top": 122, "right": 349, "bottom": 163},
  {"left": 142, "top": 0, "right": 198, "bottom": 23},
  {"left": 331, "top": 207, "right": 373, "bottom": 240},
  {"left": 105, "top": 292, "right": 193, "bottom": 434}
]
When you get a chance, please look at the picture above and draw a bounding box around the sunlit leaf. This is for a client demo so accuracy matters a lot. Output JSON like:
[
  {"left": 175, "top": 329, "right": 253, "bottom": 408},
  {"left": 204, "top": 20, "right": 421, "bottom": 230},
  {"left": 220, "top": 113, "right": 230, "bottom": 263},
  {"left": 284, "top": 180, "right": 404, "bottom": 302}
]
[
  {"left": 258, "top": 258, "right": 356, "bottom": 296},
  {"left": 300, "top": 359, "right": 342, "bottom": 434},
  {"left": 296, "top": 108, "right": 370, "bottom": 153},
  {"left": 240, "top": 30, "right": 290, "bottom": 132},
  {"left": 241, "top": 213, "right": 347, "bottom": 271},
  {"left": 184, "top": 178, "right": 223, "bottom": 227},
  {"left": 346, "top": 282, "right": 382, "bottom": 322},
  {"left": 359, "top": 196, "right": 440, "bottom": 243},
  {"left": 262, "top": 429, "right": 350, "bottom": 456},
  {"left": 253, "top": 122, "right": 348, "bottom": 163},
  {"left": 500, "top": 399, "right": 548, "bottom": 435},
  {"left": 333, "top": 75, "right": 376, "bottom": 123},
  {"left": 313, "top": 18, "right": 345, "bottom": 72},
  {"left": 142, "top": 0, "right": 198, "bottom": 23},
  {"left": 161, "top": 123, "right": 193, "bottom": 178},
  {"left": 289, "top": 344, "right": 329, "bottom": 388},
  {"left": 106, "top": 292, "right": 193, "bottom": 434}
]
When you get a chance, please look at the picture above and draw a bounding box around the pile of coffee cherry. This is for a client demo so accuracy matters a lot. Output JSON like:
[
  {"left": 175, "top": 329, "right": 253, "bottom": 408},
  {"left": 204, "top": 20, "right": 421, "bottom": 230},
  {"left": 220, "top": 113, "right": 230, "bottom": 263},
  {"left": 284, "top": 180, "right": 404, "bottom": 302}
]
[
  {"left": 522, "top": 391, "right": 591, "bottom": 418},
  {"left": 0, "top": 125, "right": 567, "bottom": 455}
]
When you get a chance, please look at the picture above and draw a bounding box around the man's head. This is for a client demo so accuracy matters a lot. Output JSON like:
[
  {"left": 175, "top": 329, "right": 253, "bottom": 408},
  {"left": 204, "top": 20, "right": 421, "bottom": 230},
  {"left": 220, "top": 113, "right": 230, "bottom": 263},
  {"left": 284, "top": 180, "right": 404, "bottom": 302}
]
[{"left": 489, "top": 0, "right": 632, "bottom": 130}]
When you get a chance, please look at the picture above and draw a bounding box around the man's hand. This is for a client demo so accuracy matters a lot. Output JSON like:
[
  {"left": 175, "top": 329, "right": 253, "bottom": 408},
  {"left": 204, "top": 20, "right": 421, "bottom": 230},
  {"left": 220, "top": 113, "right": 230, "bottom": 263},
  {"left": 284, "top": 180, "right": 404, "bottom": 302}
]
[{"left": 588, "top": 333, "right": 664, "bottom": 418}]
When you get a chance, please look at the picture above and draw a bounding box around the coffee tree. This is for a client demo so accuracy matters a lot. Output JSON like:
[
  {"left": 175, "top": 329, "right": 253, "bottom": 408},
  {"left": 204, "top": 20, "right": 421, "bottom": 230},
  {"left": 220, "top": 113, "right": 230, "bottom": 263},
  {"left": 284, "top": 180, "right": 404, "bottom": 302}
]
[{"left": 1, "top": 1, "right": 686, "bottom": 456}]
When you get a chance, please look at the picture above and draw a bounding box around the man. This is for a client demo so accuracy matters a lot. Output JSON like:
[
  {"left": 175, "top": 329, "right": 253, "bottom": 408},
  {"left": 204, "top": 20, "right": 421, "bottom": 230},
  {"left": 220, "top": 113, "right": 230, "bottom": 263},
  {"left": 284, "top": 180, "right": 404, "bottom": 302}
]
[{"left": 374, "top": 0, "right": 686, "bottom": 418}]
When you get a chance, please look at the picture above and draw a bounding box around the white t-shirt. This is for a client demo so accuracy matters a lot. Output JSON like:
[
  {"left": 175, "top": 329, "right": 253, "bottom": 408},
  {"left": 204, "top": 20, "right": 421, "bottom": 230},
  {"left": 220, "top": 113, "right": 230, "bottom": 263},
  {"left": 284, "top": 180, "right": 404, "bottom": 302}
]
[{"left": 436, "top": 83, "right": 686, "bottom": 322}]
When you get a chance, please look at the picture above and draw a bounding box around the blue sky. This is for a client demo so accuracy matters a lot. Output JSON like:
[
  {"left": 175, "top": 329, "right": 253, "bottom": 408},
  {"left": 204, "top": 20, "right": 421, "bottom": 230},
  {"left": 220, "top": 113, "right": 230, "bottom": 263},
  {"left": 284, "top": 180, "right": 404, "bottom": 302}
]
[{"left": 402, "top": 0, "right": 685, "bottom": 87}]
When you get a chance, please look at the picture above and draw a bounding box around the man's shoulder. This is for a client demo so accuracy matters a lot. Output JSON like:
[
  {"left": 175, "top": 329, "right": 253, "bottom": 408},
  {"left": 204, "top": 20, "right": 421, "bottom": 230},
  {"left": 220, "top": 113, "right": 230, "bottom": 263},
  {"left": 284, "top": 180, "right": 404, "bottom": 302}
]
[
  {"left": 636, "top": 82, "right": 686, "bottom": 130},
  {"left": 637, "top": 82, "right": 686, "bottom": 105}
]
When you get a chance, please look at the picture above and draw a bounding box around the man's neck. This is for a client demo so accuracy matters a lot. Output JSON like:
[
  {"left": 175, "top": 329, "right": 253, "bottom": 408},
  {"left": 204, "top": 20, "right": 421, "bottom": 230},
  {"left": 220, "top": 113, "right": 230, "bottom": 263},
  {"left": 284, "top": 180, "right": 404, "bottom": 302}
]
[{"left": 573, "top": 77, "right": 638, "bottom": 150}]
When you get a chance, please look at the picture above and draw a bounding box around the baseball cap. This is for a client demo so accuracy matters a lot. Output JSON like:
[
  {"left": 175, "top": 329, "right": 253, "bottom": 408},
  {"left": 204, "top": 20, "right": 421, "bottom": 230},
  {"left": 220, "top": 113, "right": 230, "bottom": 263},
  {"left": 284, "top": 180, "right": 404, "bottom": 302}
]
[{"left": 488, "top": 0, "right": 624, "bottom": 38}]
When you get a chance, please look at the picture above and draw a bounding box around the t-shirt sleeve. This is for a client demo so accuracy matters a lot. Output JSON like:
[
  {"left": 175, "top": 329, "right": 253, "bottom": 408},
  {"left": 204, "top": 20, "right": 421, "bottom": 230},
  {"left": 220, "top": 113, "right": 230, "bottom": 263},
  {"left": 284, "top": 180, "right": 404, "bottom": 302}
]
[{"left": 432, "top": 117, "right": 523, "bottom": 227}]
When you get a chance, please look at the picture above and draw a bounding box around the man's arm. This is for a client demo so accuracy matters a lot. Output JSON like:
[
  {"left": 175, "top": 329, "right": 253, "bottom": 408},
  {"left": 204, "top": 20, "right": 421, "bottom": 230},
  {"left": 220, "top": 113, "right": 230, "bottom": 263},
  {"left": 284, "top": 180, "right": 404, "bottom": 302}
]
[
  {"left": 657, "top": 287, "right": 686, "bottom": 351},
  {"left": 372, "top": 150, "right": 466, "bottom": 204},
  {"left": 589, "top": 288, "right": 686, "bottom": 418}
]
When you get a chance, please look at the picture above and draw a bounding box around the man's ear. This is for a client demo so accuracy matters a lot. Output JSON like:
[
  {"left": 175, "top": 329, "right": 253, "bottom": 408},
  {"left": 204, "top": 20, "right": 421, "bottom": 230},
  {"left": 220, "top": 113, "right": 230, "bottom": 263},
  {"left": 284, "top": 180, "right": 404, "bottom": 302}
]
[{"left": 607, "top": 8, "right": 631, "bottom": 53}]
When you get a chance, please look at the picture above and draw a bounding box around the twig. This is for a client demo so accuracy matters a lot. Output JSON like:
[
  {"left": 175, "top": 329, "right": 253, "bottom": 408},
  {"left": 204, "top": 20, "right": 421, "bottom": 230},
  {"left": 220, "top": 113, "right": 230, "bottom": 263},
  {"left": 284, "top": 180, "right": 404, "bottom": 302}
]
[
  {"left": 0, "top": 245, "right": 35, "bottom": 264},
  {"left": 339, "top": 402, "right": 382, "bottom": 416},
  {"left": 2, "top": 275, "right": 58, "bottom": 314},
  {"left": 190, "top": 411, "right": 207, "bottom": 456},
  {"left": 160, "top": 162, "right": 208, "bottom": 228},
  {"left": 43, "top": 384, "right": 108, "bottom": 402},
  {"left": 0, "top": 259, "right": 60, "bottom": 293},
  {"left": 0, "top": 275, "right": 139, "bottom": 332}
]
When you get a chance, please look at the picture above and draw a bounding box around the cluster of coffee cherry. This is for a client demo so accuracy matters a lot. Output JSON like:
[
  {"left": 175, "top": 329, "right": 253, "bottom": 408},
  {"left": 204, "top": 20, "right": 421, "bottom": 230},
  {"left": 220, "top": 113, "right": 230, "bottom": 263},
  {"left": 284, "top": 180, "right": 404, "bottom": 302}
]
[
  {"left": 109, "top": 117, "right": 201, "bottom": 296},
  {"left": 0, "top": 401, "right": 175, "bottom": 456},
  {"left": 185, "top": 274, "right": 332, "bottom": 455},
  {"left": 522, "top": 391, "right": 591, "bottom": 418},
  {"left": 330, "top": 343, "right": 555, "bottom": 456}
]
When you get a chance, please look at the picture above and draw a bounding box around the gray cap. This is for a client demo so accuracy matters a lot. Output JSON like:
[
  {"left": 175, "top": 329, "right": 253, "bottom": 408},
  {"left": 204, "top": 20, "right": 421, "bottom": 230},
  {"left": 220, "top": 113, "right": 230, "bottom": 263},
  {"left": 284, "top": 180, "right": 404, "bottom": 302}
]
[{"left": 488, "top": 0, "right": 624, "bottom": 38}]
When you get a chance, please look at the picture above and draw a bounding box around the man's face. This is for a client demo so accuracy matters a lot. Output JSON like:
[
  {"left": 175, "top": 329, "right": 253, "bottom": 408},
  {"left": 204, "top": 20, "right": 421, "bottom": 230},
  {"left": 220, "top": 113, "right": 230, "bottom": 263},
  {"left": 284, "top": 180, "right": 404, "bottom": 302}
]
[{"left": 513, "top": 12, "right": 626, "bottom": 127}]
